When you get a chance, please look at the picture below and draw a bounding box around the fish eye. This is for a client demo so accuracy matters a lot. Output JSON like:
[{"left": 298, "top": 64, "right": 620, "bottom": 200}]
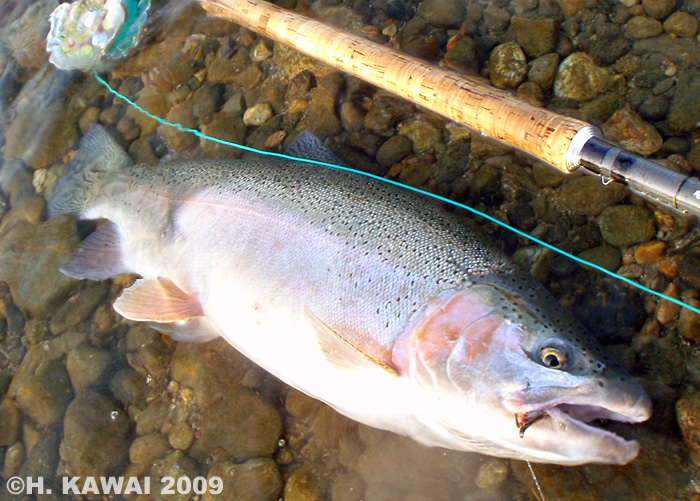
[{"left": 540, "top": 347, "right": 566, "bottom": 369}]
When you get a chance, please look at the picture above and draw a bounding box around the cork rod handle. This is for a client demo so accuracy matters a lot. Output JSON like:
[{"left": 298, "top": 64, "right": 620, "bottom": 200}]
[{"left": 199, "top": 0, "right": 592, "bottom": 172}]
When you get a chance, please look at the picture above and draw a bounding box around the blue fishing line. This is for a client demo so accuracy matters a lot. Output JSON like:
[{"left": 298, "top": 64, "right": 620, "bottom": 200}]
[{"left": 93, "top": 71, "right": 700, "bottom": 317}]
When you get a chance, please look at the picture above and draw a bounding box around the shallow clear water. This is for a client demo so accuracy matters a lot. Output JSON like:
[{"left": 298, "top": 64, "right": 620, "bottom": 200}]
[{"left": 0, "top": 0, "right": 699, "bottom": 499}]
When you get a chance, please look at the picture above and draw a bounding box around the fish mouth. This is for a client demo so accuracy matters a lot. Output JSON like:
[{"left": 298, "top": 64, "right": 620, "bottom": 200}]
[{"left": 506, "top": 388, "right": 652, "bottom": 465}]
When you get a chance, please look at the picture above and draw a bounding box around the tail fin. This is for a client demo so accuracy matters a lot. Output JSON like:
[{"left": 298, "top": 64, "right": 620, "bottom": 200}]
[{"left": 48, "top": 125, "right": 132, "bottom": 218}]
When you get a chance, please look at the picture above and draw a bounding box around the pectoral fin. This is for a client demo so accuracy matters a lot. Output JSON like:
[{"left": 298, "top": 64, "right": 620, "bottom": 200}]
[
  {"left": 115, "top": 277, "right": 203, "bottom": 323},
  {"left": 304, "top": 307, "right": 398, "bottom": 377},
  {"left": 147, "top": 317, "right": 221, "bottom": 343},
  {"left": 60, "top": 221, "right": 133, "bottom": 280}
]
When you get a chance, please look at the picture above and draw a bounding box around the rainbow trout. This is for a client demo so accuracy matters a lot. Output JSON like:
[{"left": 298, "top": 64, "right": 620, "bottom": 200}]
[{"left": 49, "top": 126, "right": 651, "bottom": 465}]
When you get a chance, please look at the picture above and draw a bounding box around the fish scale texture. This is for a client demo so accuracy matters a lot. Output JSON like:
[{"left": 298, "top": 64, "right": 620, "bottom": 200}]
[
  {"left": 82, "top": 156, "right": 517, "bottom": 354},
  {"left": 51, "top": 126, "right": 614, "bottom": 367}
]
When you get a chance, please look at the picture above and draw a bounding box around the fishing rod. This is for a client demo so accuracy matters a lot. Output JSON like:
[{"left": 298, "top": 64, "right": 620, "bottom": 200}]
[
  {"left": 197, "top": 0, "right": 700, "bottom": 217},
  {"left": 45, "top": 0, "right": 700, "bottom": 217}
]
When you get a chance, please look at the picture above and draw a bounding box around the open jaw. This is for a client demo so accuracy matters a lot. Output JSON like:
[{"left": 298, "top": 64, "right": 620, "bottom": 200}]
[{"left": 508, "top": 393, "right": 652, "bottom": 465}]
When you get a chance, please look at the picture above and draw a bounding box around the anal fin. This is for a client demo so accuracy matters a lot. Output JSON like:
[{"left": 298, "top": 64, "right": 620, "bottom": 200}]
[
  {"left": 304, "top": 307, "right": 398, "bottom": 377},
  {"left": 115, "top": 277, "right": 203, "bottom": 323},
  {"left": 60, "top": 220, "right": 133, "bottom": 280}
]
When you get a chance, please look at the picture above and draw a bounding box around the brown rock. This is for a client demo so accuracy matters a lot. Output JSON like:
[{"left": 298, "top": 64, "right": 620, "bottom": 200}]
[
  {"left": 0, "top": 196, "right": 45, "bottom": 235},
  {"left": 168, "top": 422, "right": 195, "bottom": 451},
  {"left": 201, "top": 113, "right": 248, "bottom": 158},
  {"left": 60, "top": 391, "right": 130, "bottom": 477},
  {"left": 4, "top": 73, "right": 81, "bottom": 169},
  {"left": 677, "top": 388, "right": 700, "bottom": 466},
  {"left": 659, "top": 257, "right": 679, "bottom": 278},
  {"left": 554, "top": 52, "right": 610, "bottom": 102},
  {"left": 127, "top": 84, "right": 171, "bottom": 135},
  {"left": 244, "top": 103, "right": 274, "bottom": 126},
  {"left": 625, "top": 16, "right": 664, "bottom": 38},
  {"left": 511, "top": 16, "right": 558, "bottom": 58},
  {"left": 0, "top": 398, "right": 20, "bottom": 446},
  {"left": 489, "top": 42, "right": 527, "bottom": 89},
  {"left": 664, "top": 12, "right": 699, "bottom": 37},
  {"left": 398, "top": 118, "right": 442, "bottom": 154},
  {"left": 656, "top": 282, "right": 681, "bottom": 326},
  {"left": 556, "top": 0, "right": 597, "bottom": 18},
  {"left": 603, "top": 107, "right": 663, "bottom": 156},
  {"left": 129, "top": 433, "right": 171, "bottom": 464},
  {"left": 642, "top": 0, "right": 676, "bottom": 19},
  {"left": 284, "top": 467, "right": 324, "bottom": 501},
  {"left": 79, "top": 107, "right": 101, "bottom": 134},
  {"left": 553, "top": 176, "right": 627, "bottom": 217},
  {"left": 678, "top": 299, "right": 700, "bottom": 342},
  {"left": 170, "top": 337, "right": 251, "bottom": 409},
  {"left": 194, "top": 388, "right": 283, "bottom": 462},
  {"left": 634, "top": 241, "right": 666, "bottom": 265},
  {"left": 203, "top": 458, "right": 283, "bottom": 501}
]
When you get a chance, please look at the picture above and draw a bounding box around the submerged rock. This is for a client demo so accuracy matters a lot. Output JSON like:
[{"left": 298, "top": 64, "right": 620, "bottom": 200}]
[
  {"left": 444, "top": 36, "right": 480, "bottom": 73},
  {"left": 355, "top": 429, "right": 479, "bottom": 499},
  {"left": 16, "top": 428, "right": 61, "bottom": 485},
  {"left": 4, "top": 70, "right": 81, "bottom": 169},
  {"left": 678, "top": 299, "right": 700, "bottom": 342},
  {"left": 10, "top": 345, "right": 73, "bottom": 428},
  {"left": 489, "top": 42, "right": 527, "bottom": 89},
  {"left": 417, "top": 0, "right": 466, "bottom": 27},
  {"left": 0, "top": 213, "right": 78, "bottom": 317},
  {"left": 170, "top": 337, "right": 252, "bottom": 409},
  {"left": 598, "top": 205, "right": 655, "bottom": 247},
  {"left": 553, "top": 175, "right": 627, "bottom": 217},
  {"left": 511, "top": 16, "right": 558, "bottom": 58},
  {"left": 203, "top": 458, "right": 283, "bottom": 501},
  {"left": 577, "top": 244, "right": 621, "bottom": 272},
  {"left": 528, "top": 53, "right": 560, "bottom": 91},
  {"left": 667, "top": 69, "right": 700, "bottom": 133},
  {"left": 194, "top": 388, "right": 283, "bottom": 462},
  {"left": 475, "top": 458, "right": 509, "bottom": 490},
  {"left": 244, "top": 102, "right": 274, "bottom": 126},
  {"left": 642, "top": 0, "right": 676, "bottom": 19},
  {"left": 168, "top": 422, "right": 195, "bottom": 451},
  {"left": 66, "top": 344, "right": 113, "bottom": 391},
  {"left": 398, "top": 118, "right": 442, "bottom": 154},
  {"left": 60, "top": 390, "right": 131, "bottom": 477},
  {"left": 49, "top": 281, "right": 109, "bottom": 335},
  {"left": 603, "top": 107, "right": 663, "bottom": 156},
  {"left": 624, "top": 16, "right": 664, "bottom": 38},
  {"left": 376, "top": 135, "right": 412, "bottom": 167},
  {"left": 554, "top": 52, "right": 610, "bottom": 102},
  {"left": 573, "top": 279, "right": 647, "bottom": 344},
  {"left": 0, "top": 397, "right": 20, "bottom": 446},
  {"left": 284, "top": 466, "right": 325, "bottom": 501},
  {"left": 677, "top": 388, "right": 700, "bottom": 467},
  {"left": 129, "top": 432, "right": 171, "bottom": 465}
]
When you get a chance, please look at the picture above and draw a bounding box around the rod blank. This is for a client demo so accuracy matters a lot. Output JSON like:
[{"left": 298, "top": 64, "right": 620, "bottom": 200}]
[{"left": 580, "top": 137, "right": 700, "bottom": 215}]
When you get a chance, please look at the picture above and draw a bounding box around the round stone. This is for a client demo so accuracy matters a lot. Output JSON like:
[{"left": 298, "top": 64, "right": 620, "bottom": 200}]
[
  {"left": 489, "top": 42, "right": 527, "bottom": 89},
  {"left": 598, "top": 205, "right": 655, "bottom": 247}
]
